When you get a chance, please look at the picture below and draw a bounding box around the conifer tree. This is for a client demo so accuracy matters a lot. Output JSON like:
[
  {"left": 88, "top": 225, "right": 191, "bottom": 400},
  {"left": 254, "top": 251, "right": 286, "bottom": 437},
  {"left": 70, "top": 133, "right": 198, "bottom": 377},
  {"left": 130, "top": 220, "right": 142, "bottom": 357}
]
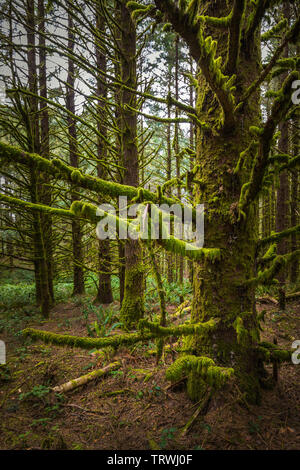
[{"left": 1, "top": 0, "right": 299, "bottom": 404}]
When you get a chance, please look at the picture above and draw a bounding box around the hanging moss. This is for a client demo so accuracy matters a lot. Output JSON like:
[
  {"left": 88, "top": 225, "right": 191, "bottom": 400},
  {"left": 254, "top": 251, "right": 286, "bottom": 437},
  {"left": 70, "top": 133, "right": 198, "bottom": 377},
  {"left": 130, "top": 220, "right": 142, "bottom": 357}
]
[
  {"left": 165, "top": 355, "right": 234, "bottom": 393},
  {"left": 233, "top": 316, "right": 249, "bottom": 346}
]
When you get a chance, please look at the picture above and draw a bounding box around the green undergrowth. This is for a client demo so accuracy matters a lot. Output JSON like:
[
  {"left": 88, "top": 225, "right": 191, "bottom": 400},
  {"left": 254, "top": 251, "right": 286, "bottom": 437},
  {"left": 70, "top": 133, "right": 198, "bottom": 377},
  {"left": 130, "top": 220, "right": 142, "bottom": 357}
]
[
  {"left": 81, "top": 302, "right": 122, "bottom": 337},
  {"left": 145, "top": 277, "right": 192, "bottom": 312}
]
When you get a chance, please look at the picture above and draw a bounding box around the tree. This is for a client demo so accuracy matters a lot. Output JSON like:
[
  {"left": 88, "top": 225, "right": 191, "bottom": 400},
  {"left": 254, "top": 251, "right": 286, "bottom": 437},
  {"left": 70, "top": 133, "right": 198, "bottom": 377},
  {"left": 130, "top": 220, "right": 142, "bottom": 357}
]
[
  {"left": 94, "top": 3, "right": 114, "bottom": 304},
  {"left": 118, "top": 0, "right": 145, "bottom": 328},
  {"left": 0, "top": 0, "right": 299, "bottom": 405},
  {"left": 66, "top": 7, "right": 85, "bottom": 296}
]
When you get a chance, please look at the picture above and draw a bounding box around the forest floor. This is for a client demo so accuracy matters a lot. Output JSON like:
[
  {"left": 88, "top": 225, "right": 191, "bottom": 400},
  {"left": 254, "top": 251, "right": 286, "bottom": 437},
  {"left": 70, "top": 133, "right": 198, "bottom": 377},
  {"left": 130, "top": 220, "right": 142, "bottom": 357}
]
[{"left": 0, "top": 297, "right": 299, "bottom": 450}]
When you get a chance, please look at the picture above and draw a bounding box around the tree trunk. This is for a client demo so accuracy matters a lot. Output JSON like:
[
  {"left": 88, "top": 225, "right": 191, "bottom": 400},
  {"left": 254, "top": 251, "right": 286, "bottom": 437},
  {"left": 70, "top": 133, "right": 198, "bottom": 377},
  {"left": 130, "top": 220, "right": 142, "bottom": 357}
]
[
  {"left": 189, "top": 2, "right": 262, "bottom": 403},
  {"left": 94, "top": 6, "right": 113, "bottom": 305},
  {"left": 118, "top": 0, "right": 144, "bottom": 328},
  {"left": 26, "top": 0, "right": 51, "bottom": 317},
  {"left": 290, "top": 45, "right": 299, "bottom": 284},
  {"left": 275, "top": 1, "right": 290, "bottom": 310},
  {"left": 66, "top": 10, "right": 85, "bottom": 296},
  {"left": 38, "top": 0, "right": 54, "bottom": 303}
]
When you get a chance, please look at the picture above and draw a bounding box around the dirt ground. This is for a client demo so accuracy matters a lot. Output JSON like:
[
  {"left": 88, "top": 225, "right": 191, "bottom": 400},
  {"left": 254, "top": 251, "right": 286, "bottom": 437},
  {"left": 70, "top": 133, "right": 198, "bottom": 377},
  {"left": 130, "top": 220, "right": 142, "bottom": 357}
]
[{"left": 0, "top": 298, "right": 299, "bottom": 450}]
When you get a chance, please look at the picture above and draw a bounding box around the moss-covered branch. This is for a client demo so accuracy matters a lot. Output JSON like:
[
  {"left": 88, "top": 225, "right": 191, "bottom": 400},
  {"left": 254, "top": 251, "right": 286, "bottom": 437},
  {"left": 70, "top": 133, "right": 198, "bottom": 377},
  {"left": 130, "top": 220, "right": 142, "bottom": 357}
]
[
  {"left": 52, "top": 362, "right": 121, "bottom": 393},
  {"left": 243, "top": 249, "right": 300, "bottom": 287},
  {"left": 124, "top": 95, "right": 210, "bottom": 131},
  {"left": 258, "top": 225, "right": 300, "bottom": 247},
  {"left": 0, "top": 192, "right": 220, "bottom": 262},
  {"left": 0, "top": 141, "right": 193, "bottom": 216},
  {"left": 238, "top": 72, "right": 299, "bottom": 214},
  {"left": 198, "top": 13, "right": 231, "bottom": 29},
  {"left": 0, "top": 193, "right": 74, "bottom": 220},
  {"left": 257, "top": 341, "right": 292, "bottom": 363},
  {"left": 22, "top": 327, "right": 154, "bottom": 349},
  {"left": 138, "top": 318, "right": 219, "bottom": 337},
  {"left": 245, "top": 0, "right": 283, "bottom": 42},
  {"left": 23, "top": 317, "right": 218, "bottom": 351},
  {"left": 240, "top": 16, "right": 300, "bottom": 105},
  {"left": 261, "top": 18, "right": 288, "bottom": 41}
]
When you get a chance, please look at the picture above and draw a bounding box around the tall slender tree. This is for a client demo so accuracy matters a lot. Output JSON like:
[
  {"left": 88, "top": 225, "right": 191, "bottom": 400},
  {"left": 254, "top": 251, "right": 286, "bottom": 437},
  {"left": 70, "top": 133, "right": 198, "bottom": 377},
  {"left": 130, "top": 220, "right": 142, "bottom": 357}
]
[
  {"left": 66, "top": 8, "right": 85, "bottom": 296},
  {"left": 118, "top": 0, "right": 144, "bottom": 328}
]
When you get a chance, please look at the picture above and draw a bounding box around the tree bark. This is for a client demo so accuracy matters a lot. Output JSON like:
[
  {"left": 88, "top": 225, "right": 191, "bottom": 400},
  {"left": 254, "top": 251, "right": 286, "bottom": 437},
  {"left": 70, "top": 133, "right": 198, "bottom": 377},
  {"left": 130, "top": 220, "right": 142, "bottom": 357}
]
[
  {"left": 66, "top": 9, "right": 85, "bottom": 296},
  {"left": 94, "top": 6, "right": 113, "bottom": 305},
  {"left": 275, "top": 0, "right": 290, "bottom": 310},
  {"left": 118, "top": 0, "right": 144, "bottom": 328}
]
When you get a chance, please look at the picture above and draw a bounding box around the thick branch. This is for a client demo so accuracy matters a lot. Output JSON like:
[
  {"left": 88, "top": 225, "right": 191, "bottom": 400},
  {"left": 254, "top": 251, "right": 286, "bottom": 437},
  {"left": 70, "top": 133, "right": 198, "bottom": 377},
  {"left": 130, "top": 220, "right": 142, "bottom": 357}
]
[
  {"left": 226, "top": 0, "right": 245, "bottom": 74},
  {"left": 259, "top": 225, "right": 300, "bottom": 247},
  {"left": 0, "top": 141, "right": 189, "bottom": 212},
  {"left": 244, "top": 249, "right": 300, "bottom": 287},
  {"left": 240, "top": 16, "right": 300, "bottom": 105},
  {"left": 238, "top": 72, "right": 299, "bottom": 213}
]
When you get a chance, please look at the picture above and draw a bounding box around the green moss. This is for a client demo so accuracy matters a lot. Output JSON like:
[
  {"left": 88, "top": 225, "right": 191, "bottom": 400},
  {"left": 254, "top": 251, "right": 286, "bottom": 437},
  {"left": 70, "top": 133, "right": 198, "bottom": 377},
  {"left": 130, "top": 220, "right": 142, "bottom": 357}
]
[
  {"left": 165, "top": 354, "right": 234, "bottom": 400},
  {"left": 0, "top": 141, "right": 197, "bottom": 220},
  {"left": 233, "top": 316, "right": 249, "bottom": 345},
  {"left": 120, "top": 261, "right": 145, "bottom": 330},
  {"left": 197, "top": 14, "right": 231, "bottom": 29},
  {"left": 22, "top": 327, "right": 154, "bottom": 349},
  {"left": 261, "top": 18, "right": 288, "bottom": 41},
  {"left": 244, "top": 249, "right": 300, "bottom": 287},
  {"left": 258, "top": 342, "right": 292, "bottom": 363},
  {"left": 138, "top": 318, "right": 219, "bottom": 337}
]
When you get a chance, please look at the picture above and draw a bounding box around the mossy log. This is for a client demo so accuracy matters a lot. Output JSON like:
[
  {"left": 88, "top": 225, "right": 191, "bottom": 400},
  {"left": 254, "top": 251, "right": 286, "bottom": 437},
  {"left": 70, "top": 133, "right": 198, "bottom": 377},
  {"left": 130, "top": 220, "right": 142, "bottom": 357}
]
[{"left": 52, "top": 361, "right": 120, "bottom": 393}]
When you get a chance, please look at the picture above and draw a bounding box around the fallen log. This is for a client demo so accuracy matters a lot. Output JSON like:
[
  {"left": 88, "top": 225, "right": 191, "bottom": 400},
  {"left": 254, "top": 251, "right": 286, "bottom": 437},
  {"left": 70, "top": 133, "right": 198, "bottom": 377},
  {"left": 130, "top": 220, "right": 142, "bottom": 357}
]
[
  {"left": 286, "top": 291, "right": 300, "bottom": 301},
  {"left": 256, "top": 295, "right": 278, "bottom": 305},
  {"left": 179, "top": 391, "right": 212, "bottom": 437},
  {"left": 52, "top": 361, "right": 121, "bottom": 394}
]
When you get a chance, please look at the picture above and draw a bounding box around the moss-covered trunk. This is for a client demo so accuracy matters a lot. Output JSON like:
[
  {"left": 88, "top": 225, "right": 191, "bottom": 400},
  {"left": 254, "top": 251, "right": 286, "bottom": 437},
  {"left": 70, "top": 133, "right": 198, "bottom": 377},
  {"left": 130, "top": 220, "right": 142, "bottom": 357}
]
[
  {"left": 188, "top": 5, "right": 263, "bottom": 403},
  {"left": 94, "top": 5, "right": 113, "bottom": 305},
  {"left": 26, "top": 0, "right": 51, "bottom": 317},
  {"left": 38, "top": 0, "right": 54, "bottom": 303},
  {"left": 118, "top": 0, "right": 144, "bottom": 328},
  {"left": 66, "top": 10, "right": 85, "bottom": 297}
]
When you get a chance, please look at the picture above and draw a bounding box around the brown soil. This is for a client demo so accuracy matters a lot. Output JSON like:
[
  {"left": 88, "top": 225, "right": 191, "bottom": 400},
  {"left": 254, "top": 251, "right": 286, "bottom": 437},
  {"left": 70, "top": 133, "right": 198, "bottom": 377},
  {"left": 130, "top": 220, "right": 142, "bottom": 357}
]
[{"left": 0, "top": 299, "right": 299, "bottom": 450}]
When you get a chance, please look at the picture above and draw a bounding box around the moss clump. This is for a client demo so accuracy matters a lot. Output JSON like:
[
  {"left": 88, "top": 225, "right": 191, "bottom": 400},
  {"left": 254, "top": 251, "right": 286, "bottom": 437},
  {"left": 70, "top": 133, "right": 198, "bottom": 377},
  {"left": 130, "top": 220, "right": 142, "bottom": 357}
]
[
  {"left": 233, "top": 316, "right": 249, "bottom": 346},
  {"left": 166, "top": 354, "right": 234, "bottom": 400}
]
